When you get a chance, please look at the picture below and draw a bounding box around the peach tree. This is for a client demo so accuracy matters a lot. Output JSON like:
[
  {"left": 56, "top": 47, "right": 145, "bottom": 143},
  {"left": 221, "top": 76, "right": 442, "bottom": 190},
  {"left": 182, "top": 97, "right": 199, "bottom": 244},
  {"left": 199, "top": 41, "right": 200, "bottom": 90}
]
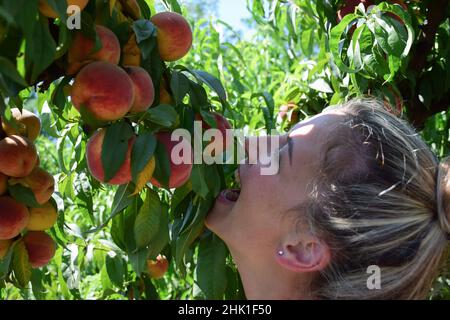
[{"left": 0, "top": 0, "right": 449, "bottom": 300}]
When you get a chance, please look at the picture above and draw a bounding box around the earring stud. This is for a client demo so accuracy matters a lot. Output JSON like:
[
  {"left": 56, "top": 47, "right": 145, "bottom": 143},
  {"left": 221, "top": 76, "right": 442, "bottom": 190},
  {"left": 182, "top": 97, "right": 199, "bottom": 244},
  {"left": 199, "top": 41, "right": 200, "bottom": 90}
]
[{"left": 277, "top": 250, "right": 284, "bottom": 256}]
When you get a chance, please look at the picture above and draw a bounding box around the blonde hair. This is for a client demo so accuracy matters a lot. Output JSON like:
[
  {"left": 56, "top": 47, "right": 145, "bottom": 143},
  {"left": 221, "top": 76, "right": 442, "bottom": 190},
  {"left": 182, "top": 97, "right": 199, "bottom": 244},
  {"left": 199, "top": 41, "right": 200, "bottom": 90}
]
[{"left": 308, "top": 98, "right": 450, "bottom": 299}]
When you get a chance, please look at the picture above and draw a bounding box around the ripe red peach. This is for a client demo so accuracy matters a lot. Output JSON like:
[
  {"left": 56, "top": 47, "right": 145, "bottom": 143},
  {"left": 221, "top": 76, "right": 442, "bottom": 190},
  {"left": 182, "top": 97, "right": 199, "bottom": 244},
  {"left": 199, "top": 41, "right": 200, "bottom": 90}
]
[
  {"left": 39, "top": 0, "right": 89, "bottom": 19},
  {"left": 11, "top": 167, "right": 54, "bottom": 205},
  {"left": 2, "top": 108, "right": 41, "bottom": 142},
  {"left": 0, "top": 135, "right": 38, "bottom": 178},
  {"left": 0, "top": 173, "right": 7, "bottom": 196},
  {"left": 159, "top": 81, "right": 174, "bottom": 105},
  {"left": 146, "top": 255, "right": 169, "bottom": 279},
  {"left": 27, "top": 201, "right": 58, "bottom": 231},
  {"left": 150, "top": 132, "right": 193, "bottom": 189},
  {"left": 124, "top": 66, "right": 155, "bottom": 113},
  {"left": 67, "top": 25, "right": 121, "bottom": 75},
  {"left": 23, "top": 231, "right": 56, "bottom": 268},
  {"left": 71, "top": 61, "right": 135, "bottom": 122},
  {"left": 196, "top": 112, "right": 233, "bottom": 156},
  {"left": 86, "top": 128, "right": 136, "bottom": 185},
  {"left": 0, "top": 196, "right": 30, "bottom": 240},
  {"left": 151, "top": 12, "right": 193, "bottom": 62}
]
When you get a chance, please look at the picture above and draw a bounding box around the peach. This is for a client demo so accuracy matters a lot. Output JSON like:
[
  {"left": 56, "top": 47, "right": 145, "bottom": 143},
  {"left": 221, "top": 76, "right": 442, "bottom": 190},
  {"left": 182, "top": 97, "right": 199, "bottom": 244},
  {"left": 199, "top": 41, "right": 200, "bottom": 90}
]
[
  {"left": 118, "top": 0, "right": 142, "bottom": 19},
  {"left": 124, "top": 66, "right": 155, "bottom": 113},
  {"left": 0, "top": 173, "right": 7, "bottom": 196},
  {"left": 146, "top": 255, "right": 169, "bottom": 279},
  {"left": 0, "top": 135, "right": 38, "bottom": 178},
  {"left": 122, "top": 34, "right": 141, "bottom": 67},
  {"left": 159, "top": 81, "right": 174, "bottom": 105},
  {"left": 39, "top": 0, "right": 89, "bottom": 19},
  {"left": 71, "top": 61, "right": 135, "bottom": 122},
  {"left": 0, "top": 196, "right": 30, "bottom": 240},
  {"left": 27, "top": 201, "right": 58, "bottom": 231},
  {"left": 0, "top": 239, "right": 12, "bottom": 259},
  {"left": 2, "top": 108, "right": 41, "bottom": 141},
  {"left": 23, "top": 231, "right": 56, "bottom": 268},
  {"left": 150, "top": 132, "right": 193, "bottom": 189},
  {"left": 67, "top": 25, "right": 121, "bottom": 75},
  {"left": 278, "top": 102, "right": 300, "bottom": 126},
  {"left": 196, "top": 112, "right": 233, "bottom": 156},
  {"left": 11, "top": 167, "right": 54, "bottom": 205},
  {"left": 151, "top": 12, "right": 193, "bottom": 62},
  {"left": 86, "top": 128, "right": 136, "bottom": 185}
]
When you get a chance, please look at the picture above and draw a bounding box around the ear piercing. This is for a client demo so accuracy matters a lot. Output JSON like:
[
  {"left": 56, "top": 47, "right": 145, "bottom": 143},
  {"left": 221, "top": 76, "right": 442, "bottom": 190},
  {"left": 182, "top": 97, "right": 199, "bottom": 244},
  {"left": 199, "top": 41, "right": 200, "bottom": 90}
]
[{"left": 277, "top": 250, "right": 285, "bottom": 257}]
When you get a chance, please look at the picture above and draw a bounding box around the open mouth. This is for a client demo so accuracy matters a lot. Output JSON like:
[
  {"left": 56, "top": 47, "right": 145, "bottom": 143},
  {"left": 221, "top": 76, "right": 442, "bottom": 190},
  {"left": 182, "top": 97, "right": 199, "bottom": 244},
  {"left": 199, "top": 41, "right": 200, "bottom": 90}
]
[
  {"left": 217, "top": 168, "right": 242, "bottom": 204},
  {"left": 219, "top": 188, "right": 241, "bottom": 203}
]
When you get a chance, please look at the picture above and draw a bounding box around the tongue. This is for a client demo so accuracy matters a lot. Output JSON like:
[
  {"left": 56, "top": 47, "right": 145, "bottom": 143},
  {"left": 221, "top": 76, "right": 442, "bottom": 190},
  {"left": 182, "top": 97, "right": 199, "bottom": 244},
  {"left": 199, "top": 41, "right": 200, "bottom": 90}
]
[{"left": 225, "top": 189, "right": 240, "bottom": 201}]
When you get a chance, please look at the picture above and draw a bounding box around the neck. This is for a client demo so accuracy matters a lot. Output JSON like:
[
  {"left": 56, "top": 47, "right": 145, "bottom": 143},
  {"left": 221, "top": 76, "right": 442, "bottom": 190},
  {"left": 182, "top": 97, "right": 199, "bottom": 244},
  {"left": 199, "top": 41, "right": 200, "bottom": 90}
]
[{"left": 236, "top": 260, "right": 314, "bottom": 300}]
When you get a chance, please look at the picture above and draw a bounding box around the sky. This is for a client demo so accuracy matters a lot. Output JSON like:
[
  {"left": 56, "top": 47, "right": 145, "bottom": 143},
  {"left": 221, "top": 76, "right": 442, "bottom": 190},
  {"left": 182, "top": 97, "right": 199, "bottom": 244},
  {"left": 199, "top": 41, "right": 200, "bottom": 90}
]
[{"left": 217, "top": 0, "right": 251, "bottom": 33}]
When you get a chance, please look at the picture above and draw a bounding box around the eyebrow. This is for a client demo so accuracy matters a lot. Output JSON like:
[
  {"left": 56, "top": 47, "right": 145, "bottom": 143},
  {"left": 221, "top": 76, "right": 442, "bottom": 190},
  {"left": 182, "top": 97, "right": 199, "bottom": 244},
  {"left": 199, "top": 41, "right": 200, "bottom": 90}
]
[{"left": 287, "top": 135, "right": 294, "bottom": 166}]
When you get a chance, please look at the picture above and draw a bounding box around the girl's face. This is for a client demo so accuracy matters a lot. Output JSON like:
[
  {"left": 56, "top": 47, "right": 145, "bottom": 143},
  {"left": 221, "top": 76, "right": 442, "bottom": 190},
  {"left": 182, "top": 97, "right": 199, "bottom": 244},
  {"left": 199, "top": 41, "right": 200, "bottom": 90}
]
[{"left": 205, "top": 111, "right": 346, "bottom": 281}]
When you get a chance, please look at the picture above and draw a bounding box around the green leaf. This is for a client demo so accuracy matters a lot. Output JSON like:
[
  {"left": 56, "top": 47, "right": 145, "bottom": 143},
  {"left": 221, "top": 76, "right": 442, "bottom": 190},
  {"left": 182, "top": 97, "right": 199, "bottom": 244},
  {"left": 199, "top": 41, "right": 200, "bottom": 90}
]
[
  {"left": 196, "top": 234, "right": 228, "bottom": 300},
  {"left": 188, "top": 81, "right": 208, "bottom": 109},
  {"left": 0, "top": 241, "right": 14, "bottom": 280},
  {"left": 12, "top": 240, "right": 32, "bottom": 288},
  {"left": 87, "top": 184, "right": 136, "bottom": 234},
  {"left": 301, "top": 28, "right": 314, "bottom": 56},
  {"left": 129, "top": 248, "right": 149, "bottom": 276},
  {"left": 30, "top": 269, "right": 45, "bottom": 299},
  {"left": 152, "top": 141, "right": 171, "bottom": 188},
  {"left": 8, "top": 183, "right": 41, "bottom": 208},
  {"left": 191, "top": 165, "right": 209, "bottom": 199},
  {"left": 102, "top": 121, "right": 134, "bottom": 183},
  {"left": 329, "top": 13, "right": 361, "bottom": 74},
  {"left": 145, "top": 104, "right": 178, "bottom": 127},
  {"left": 25, "top": 16, "right": 57, "bottom": 83},
  {"left": 51, "top": 76, "right": 71, "bottom": 113},
  {"left": 131, "top": 132, "right": 157, "bottom": 182},
  {"left": 2, "top": 0, "right": 38, "bottom": 38},
  {"left": 132, "top": 20, "right": 157, "bottom": 60},
  {"left": 143, "top": 277, "right": 160, "bottom": 300},
  {"left": 111, "top": 195, "right": 141, "bottom": 252},
  {"left": 0, "top": 56, "right": 27, "bottom": 86},
  {"left": 134, "top": 188, "right": 162, "bottom": 249},
  {"left": 191, "top": 70, "right": 227, "bottom": 103},
  {"left": 147, "top": 203, "right": 169, "bottom": 260},
  {"left": 171, "top": 184, "right": 192, "bottom": 214},
  {"left": 252, "top": 92, "right": 275, "bottom": 131},
  {"left": 309, "top": 78, "right": 333, "bottom": 93},
  {"left": 170, "top": 71, "right": 190, "bottom": 105},
  {"left": 45, "top": 0, "right": 69, "bottom": 22},
  {"left": 136, "top": 0, "right": 152, "bottom": 20},
  {"left": 105, "top": 255, "right": 125, "bottom": 287},
  {"left": 160, "top": 0, "right": 182, "bottom": 14},
  {"left": 175, "top": 197, "right": 213, "bottom": 269},
  {"left": 204, "top": 165, "right": 221, "bottom": 198}
]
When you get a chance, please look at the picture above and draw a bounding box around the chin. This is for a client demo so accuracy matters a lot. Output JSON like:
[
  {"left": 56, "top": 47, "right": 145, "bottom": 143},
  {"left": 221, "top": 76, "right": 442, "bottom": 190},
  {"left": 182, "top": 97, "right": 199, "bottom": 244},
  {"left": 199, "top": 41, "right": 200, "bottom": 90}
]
[{"left": 205, "top": 189, "right": 241, "bottom": 239}]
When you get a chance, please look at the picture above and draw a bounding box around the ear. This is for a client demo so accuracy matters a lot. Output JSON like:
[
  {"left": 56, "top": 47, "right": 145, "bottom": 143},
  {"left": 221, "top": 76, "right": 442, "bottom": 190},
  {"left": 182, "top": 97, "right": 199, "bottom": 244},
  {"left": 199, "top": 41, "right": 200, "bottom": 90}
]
[{"left": 275, "top": 231, "right": 330, "bottom": 273}]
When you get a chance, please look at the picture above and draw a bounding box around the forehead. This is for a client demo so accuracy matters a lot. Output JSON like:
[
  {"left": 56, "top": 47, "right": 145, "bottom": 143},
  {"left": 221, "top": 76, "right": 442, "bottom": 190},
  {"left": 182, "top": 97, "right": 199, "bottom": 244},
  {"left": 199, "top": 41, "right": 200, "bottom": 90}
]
[{"left": 289, "top": 110, "right": 347, "bottom": 141}]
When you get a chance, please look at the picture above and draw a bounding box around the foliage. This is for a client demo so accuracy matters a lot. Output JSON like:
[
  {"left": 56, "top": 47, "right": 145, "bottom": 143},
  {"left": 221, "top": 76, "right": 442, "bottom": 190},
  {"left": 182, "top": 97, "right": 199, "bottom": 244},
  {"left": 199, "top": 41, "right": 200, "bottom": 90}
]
[{"left": 0, "top": 0, "right": 449, "bottom": 300}]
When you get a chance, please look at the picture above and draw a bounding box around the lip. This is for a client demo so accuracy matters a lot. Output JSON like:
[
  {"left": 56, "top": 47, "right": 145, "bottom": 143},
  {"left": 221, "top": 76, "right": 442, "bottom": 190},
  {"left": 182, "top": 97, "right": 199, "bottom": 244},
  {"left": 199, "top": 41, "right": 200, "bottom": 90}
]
[{"left": 217, "top": 189, "right": 241, "bottom": 205}]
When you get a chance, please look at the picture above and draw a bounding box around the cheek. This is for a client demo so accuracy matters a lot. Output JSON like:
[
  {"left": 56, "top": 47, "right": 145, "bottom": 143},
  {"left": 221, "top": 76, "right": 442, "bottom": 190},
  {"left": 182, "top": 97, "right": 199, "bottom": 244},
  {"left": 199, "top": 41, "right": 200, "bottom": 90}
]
[
  {"left": 241, "top": 164, "right": 282, "bottom": 209},
  {"left": 225, "top": 167, "right": 283, "bottom": 251}
]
